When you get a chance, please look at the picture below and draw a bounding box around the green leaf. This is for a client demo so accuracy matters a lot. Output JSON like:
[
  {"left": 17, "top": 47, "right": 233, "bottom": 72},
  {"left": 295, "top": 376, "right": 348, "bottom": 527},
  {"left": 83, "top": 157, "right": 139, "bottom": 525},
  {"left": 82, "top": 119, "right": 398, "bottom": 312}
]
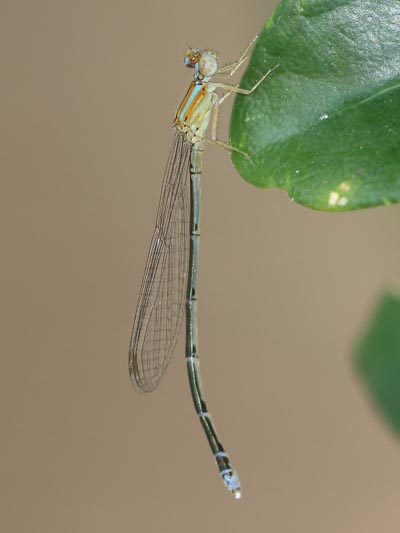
[
  {"left": 230, "top": 0, "right": 400, "bottom": 211},
  {"left": 355, "top": 293, "right": 400, "bottom": 435}
]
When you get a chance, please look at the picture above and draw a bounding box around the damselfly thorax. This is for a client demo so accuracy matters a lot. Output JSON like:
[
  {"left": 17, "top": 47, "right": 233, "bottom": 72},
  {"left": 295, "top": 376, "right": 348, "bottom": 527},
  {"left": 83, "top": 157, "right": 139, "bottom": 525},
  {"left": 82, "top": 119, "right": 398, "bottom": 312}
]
[{"left": 174, "top": 80, "right": 217, "bottom": 144}]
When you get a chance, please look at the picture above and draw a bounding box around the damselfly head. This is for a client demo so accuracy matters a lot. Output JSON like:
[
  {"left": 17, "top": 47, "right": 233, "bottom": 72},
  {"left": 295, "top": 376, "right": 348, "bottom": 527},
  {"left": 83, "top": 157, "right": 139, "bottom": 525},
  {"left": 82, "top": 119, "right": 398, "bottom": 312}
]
[{"left": 184, "top": 49, "right": 219, "bottom": 78}]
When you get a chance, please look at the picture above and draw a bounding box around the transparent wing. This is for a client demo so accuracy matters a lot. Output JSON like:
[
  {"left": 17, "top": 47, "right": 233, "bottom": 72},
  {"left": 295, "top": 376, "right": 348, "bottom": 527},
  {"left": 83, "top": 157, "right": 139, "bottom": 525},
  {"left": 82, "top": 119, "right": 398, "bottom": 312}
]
[{"left": 129, "top": 132, "right": 190, "bottom": 392}]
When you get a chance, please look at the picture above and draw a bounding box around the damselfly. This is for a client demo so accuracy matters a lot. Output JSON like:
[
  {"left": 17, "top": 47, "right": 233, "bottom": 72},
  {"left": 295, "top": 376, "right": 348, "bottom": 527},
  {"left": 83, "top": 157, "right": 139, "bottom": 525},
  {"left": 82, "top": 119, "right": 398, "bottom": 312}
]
[{"left": 129, "top": 35, "right": 278, "bottom": 499}]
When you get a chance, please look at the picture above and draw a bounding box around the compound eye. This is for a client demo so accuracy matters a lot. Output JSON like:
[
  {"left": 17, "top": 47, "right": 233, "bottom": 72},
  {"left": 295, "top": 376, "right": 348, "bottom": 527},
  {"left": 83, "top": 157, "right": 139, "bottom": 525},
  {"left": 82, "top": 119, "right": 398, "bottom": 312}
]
[{"left": 184, "top": 49, "right": 201, "bottom": 68}]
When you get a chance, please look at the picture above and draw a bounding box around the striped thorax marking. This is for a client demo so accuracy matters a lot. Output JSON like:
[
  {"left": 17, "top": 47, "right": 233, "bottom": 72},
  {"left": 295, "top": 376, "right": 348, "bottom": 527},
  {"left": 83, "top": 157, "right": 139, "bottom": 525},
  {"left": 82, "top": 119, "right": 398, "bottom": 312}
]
[{"left": 174, "top": 81, "right": 215, "bottom": 144}]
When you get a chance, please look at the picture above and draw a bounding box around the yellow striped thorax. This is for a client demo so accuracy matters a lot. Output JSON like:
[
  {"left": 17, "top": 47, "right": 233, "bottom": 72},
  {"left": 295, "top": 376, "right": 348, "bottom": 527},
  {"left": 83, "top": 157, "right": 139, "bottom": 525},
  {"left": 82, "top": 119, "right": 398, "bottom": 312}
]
[{"left": 174, "top": 48, "right": 219, "bottom": 144}]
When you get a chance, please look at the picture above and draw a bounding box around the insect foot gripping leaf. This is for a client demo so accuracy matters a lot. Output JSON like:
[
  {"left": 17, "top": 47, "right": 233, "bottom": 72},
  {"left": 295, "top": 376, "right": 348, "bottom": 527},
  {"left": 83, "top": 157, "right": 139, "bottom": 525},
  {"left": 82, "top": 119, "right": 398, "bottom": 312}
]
[{"left": 230, "top": 0, "right": 400, "bottom": 212}]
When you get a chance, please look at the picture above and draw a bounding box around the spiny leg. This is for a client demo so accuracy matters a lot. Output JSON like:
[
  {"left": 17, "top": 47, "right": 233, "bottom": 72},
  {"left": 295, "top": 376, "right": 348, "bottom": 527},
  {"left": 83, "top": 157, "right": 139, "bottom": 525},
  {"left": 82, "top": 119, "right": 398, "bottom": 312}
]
[
  {"left": 214, "top": 63, "right": 280, "bottom": 95},
  {"left": 215, "top": 34, "right": 259, "bottom": 78},
  {"left": 210, "top": 90, "right": 232, "bottom": 141},
  {"left": 207, "top": 94, "right": 251, "bottom": 161},
  {"left": 205, "top": 62, "right": 280, "bottom": 162},
  {"left": 218, "top": 90, "right": 233, "bottom": 105},
  {"left": 206, "top": 138, "right": 252, "bottom": 161},
  {"left": 209, "top": 64, "right": 279, "bottom": 160}
]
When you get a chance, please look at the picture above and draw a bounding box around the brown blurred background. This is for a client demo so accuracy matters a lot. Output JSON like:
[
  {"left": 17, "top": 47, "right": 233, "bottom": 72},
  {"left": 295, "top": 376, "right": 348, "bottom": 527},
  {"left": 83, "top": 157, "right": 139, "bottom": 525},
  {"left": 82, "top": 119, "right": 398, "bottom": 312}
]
[{"left": 2, "top": 1, "right": 400, "bottom": 532}]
